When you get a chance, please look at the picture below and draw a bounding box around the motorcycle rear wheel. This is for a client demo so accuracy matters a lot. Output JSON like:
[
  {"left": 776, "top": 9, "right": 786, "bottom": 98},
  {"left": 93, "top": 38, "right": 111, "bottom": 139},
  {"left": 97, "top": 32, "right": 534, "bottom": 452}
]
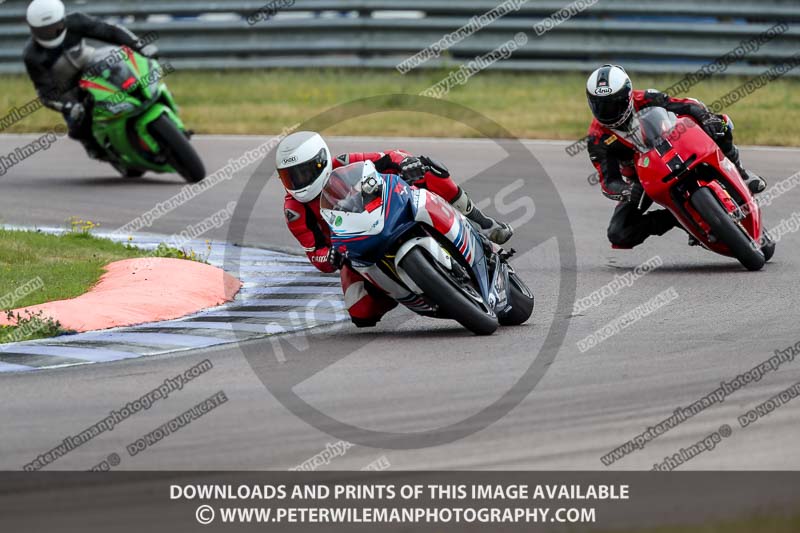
[
  {"left": 761, "top": 231, "right": 776, "bottom": 262},
  {"left": 498, "top": 270, "right": 534, "bottom": 326},
  {"left": 400, "top": 247, "right": 498, "bottom": 336}
]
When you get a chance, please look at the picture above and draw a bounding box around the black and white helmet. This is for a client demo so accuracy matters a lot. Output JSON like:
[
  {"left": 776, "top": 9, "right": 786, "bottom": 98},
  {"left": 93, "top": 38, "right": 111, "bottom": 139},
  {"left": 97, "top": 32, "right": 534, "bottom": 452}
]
[{"left": 586, "top": 64, "right": 633, "bottom": 128}]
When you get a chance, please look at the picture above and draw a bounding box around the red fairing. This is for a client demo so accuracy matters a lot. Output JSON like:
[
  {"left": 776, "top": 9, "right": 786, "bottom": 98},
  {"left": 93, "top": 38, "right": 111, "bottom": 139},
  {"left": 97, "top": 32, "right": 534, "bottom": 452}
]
[
  {"left": 635, "top": 116, "right": 762, "bottom": 257},
  {"left": 423, "top": 190, "right": 456, "bottom": 235}
]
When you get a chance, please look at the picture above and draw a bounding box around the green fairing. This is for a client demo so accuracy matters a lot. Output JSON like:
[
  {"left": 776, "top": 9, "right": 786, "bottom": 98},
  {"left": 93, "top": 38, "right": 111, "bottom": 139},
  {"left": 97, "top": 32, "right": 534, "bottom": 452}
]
[{"left": 80, "top": 47, "right": 187, "bottom": 174}]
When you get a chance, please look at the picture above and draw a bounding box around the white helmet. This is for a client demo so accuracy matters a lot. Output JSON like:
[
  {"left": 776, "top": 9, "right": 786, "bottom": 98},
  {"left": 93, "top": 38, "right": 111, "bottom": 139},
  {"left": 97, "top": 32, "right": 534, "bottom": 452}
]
[
  {"left": 27, "top": 0, "right": 67, "bottom": 48},
  {"left": 276, "top": 131, "right": 332, "bottom": 203},
  {"left": 586, "top": 64, "right": 633, "bottom": 128}
]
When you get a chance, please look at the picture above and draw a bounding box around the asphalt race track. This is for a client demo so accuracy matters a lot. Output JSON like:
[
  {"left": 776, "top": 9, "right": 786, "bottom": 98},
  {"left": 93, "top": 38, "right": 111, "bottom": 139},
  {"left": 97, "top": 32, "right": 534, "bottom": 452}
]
[{"left": 1, "top": 133, "right": 799, "bottom": 477}]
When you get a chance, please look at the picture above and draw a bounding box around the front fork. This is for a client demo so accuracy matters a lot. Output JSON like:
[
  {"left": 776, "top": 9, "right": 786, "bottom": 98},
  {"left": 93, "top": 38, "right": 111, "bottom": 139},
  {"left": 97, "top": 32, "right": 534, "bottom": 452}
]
[
  {"left": 134, "top": 102, "right": 186, "bottom": 154},
  {"left": 485, "top": 246, "right": 512, "bottom": 313}
]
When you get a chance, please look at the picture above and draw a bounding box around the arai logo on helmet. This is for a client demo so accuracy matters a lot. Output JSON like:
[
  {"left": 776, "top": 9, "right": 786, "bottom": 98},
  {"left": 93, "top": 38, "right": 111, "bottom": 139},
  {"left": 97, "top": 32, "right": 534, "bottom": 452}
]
[{"left": 594, "top": 87, "right": 613, "bottom": 96}]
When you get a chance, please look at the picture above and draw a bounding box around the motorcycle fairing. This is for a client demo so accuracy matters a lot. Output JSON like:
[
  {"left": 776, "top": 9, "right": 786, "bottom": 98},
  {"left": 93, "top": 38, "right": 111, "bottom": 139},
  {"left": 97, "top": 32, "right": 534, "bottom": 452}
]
[
  {"left": 80, "top": 45, "right": 184, "bottom": 171},
  {"left": 411, "top": 188, "right": 491, "bottom": 302},
  {"left": 636, "top": 115, "right": 762, "bottom": 255},
  {"left": 329, "top": 173, "right": 418, "bottom": 265}
]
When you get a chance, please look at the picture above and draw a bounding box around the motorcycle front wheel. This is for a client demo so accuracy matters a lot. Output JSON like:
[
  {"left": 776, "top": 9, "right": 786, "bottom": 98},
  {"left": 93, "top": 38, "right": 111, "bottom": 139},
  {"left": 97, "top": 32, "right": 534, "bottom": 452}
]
[
  {"left": 400, "top": 247, "right": 498, "bottom": 336},
  {"left": 690, "top": 186, "right": 765, "bottom": 271},
  {"left": 149, "top": 115, "right": 206, "bottom": 183}
]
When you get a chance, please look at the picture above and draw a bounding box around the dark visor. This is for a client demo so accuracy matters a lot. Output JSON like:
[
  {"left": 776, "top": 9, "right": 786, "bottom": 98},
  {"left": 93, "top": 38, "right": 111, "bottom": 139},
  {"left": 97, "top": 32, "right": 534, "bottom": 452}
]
[
  {"left": 30, "top": 19, "right": 66, "bottom": 42},
  {"left": 588, "top": 90, "right": 630, "bottom": 125},
  {"left": 278, "top": 148, "right": 328, "bottom": 191}
]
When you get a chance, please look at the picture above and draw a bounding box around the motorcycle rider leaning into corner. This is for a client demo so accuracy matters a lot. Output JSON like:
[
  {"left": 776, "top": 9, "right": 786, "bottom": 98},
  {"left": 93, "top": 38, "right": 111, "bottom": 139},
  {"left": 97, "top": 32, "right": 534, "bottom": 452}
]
[
  {"left": 277, "top": 131, "right": 514, "bottom": 328},
  {"left": 585, "top": 64, "right": 767, "bottom": 250},
  {"left": 23, "top": 0, "right": 158, "bottom": 161}
]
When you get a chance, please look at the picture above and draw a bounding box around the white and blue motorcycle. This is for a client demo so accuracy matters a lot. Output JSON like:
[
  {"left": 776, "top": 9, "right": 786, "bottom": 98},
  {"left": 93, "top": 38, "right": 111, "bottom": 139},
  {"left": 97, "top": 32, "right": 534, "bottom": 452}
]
[{"left": 320, "top": 161, "right": 534, "bottom": 335}]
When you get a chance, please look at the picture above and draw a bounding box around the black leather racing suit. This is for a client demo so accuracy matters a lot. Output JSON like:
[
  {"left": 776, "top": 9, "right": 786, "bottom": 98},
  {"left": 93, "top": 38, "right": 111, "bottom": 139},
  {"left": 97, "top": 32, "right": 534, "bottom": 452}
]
[{"left": 22, "top": 12, "right": 148, "bottom": 152}]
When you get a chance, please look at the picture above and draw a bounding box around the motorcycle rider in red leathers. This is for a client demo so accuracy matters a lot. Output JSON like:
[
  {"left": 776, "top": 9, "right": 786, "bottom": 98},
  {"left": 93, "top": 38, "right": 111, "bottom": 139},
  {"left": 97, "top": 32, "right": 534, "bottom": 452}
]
[
  {"left": 585, "top": 64, "right": 766, "bottom": 249},
  {"left": 277, "top": 131, "right": 514, "bottom": 327}
]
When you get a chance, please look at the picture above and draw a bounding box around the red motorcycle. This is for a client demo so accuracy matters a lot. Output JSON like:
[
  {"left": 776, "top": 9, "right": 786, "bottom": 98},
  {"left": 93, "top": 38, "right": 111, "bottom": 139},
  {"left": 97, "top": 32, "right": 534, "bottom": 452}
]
[{"left": 631, "top": 107, "right": 775, "bottom": 271}]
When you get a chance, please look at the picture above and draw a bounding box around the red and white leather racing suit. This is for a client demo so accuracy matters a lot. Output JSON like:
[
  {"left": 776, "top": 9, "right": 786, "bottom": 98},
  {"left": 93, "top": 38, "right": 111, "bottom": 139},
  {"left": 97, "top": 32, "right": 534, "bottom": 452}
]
[{"left": 283, "top": 149, "right": 460, "bottom": 325}]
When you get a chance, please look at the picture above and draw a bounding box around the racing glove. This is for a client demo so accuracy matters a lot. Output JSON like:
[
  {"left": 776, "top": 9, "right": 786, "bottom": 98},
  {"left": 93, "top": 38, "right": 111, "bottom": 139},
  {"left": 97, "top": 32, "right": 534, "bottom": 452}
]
[
  {"left": 622, "top": 182, "right": 645, "bottom": 208},
  {"left": 701, "top": 115, "right": 727, "bottom": 139},
  {"left": 399, "top": 156, "right": 426, "bottom": 183},
  {"left": 419, "top": 155, "right": 450, "bottom": 178},
  {"left": 327, "top": 247, "right": 345, "bottom": 270},
  {"left": 65, "top": 102, "right": 85, "bottom": 126},
  {"left": 139, "top": 44, "right": 159, "bottom": 59}
]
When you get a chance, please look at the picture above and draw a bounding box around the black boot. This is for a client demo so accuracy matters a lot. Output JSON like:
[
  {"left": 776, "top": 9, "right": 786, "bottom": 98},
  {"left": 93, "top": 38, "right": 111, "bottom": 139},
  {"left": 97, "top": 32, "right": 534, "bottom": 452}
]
[
  {"left": 79, "top": 137, "right": 108, "bottom": 162},
  {"left": 727, "top": 146, "right": 766, "bottom": 194},
  {"left": 450, "top": 187, "right": 514, "bottom": 244},
  {"left": 738, "top": 167, "right": 767, "bottom": 195}
]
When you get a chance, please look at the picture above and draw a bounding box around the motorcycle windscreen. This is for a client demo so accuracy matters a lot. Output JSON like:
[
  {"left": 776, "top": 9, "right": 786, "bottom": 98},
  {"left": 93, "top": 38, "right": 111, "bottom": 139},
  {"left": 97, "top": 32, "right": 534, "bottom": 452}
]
[
  {"left": 321, "top": 162, "right": 384, "bottom": 213},
  {"left": 320, "top": 162, "right": 386, "bottom": 236},
  {"left": 634, "top": 107, "right": 679, "bottom": 152},
  {"left": 85, "top": 47, "right": 140, "bottom": 93}
]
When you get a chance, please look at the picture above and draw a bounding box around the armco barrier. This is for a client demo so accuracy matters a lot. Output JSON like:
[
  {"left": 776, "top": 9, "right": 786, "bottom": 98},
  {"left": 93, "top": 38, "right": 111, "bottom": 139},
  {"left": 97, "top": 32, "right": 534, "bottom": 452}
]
[{"left": 0, "top": 0, "right": 797, "bottom": 74}]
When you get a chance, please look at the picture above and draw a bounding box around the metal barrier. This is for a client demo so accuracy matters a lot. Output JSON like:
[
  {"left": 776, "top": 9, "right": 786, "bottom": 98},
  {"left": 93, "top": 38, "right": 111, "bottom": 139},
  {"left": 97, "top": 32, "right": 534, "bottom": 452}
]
[{"left": 1, "top": 0, "right": 798, "bottom": 74}]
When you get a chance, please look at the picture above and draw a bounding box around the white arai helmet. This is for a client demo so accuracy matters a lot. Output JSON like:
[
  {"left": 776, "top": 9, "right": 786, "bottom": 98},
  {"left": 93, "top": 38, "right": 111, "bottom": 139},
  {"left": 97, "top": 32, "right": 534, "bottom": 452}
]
[
  {"left": 586, "top": 64, "right": 634, "bottom": 129},
  {"left": 276, "top": 131, "right": 332, "bottom": 203},
  {"left": 26, "top": 0, "right": 67, "bottom": 48}
]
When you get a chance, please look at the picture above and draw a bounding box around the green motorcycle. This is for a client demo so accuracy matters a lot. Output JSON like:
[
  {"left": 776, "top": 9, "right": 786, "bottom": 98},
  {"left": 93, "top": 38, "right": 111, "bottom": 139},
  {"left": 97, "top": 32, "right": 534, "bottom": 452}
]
[{"left": 79, "top": 46, "right": 205, "bottom": 182}]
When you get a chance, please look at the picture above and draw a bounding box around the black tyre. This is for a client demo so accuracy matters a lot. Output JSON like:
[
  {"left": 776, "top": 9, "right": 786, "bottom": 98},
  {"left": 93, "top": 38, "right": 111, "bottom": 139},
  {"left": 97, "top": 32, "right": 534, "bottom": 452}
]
[
  {"left": 761, "top": 231, "right": 776, "bottom": 262},
  {"left": 400, "top": 247, "right": 498, "bottom": 335},
  {"left": 689, "top": 187, "right": 765, "bottom": 271},
  {"left": 125, "top": 168, "right": 146, "bottom": 178},
  {"left": 110, "top": 160, "right": 145, "bottom": 178},
  {"left": 149, "top": 115, "right": 206, "bottom": 183},
  {"left": 498, "top": 270, "right": 534, "bottom": 326}
]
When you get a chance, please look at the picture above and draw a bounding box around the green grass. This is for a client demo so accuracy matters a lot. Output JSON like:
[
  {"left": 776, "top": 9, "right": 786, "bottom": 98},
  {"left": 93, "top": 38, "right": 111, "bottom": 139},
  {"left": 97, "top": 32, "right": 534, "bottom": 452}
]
[
  {"left": 0, "top": 310, "right": 65, "bottom": 343},
  {"left": 0, "top": 228, "right": 148, "bottom": 308},
  {"left": 2, "top": 69, "right": 799, "bottom": 145},
  {"left": 0, "top": 226, "right": 201, "bottom": 343}
]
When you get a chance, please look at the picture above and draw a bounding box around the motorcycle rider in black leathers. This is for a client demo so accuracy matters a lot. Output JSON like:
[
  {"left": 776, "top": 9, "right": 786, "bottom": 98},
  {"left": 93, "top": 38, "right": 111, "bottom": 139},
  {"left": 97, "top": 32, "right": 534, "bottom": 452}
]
[
  {"left": 585, "top": 64, "right": 767, "bottom": 249},
  {"left": 23, "top": 0, "right": 157, "bottom": 159}
]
